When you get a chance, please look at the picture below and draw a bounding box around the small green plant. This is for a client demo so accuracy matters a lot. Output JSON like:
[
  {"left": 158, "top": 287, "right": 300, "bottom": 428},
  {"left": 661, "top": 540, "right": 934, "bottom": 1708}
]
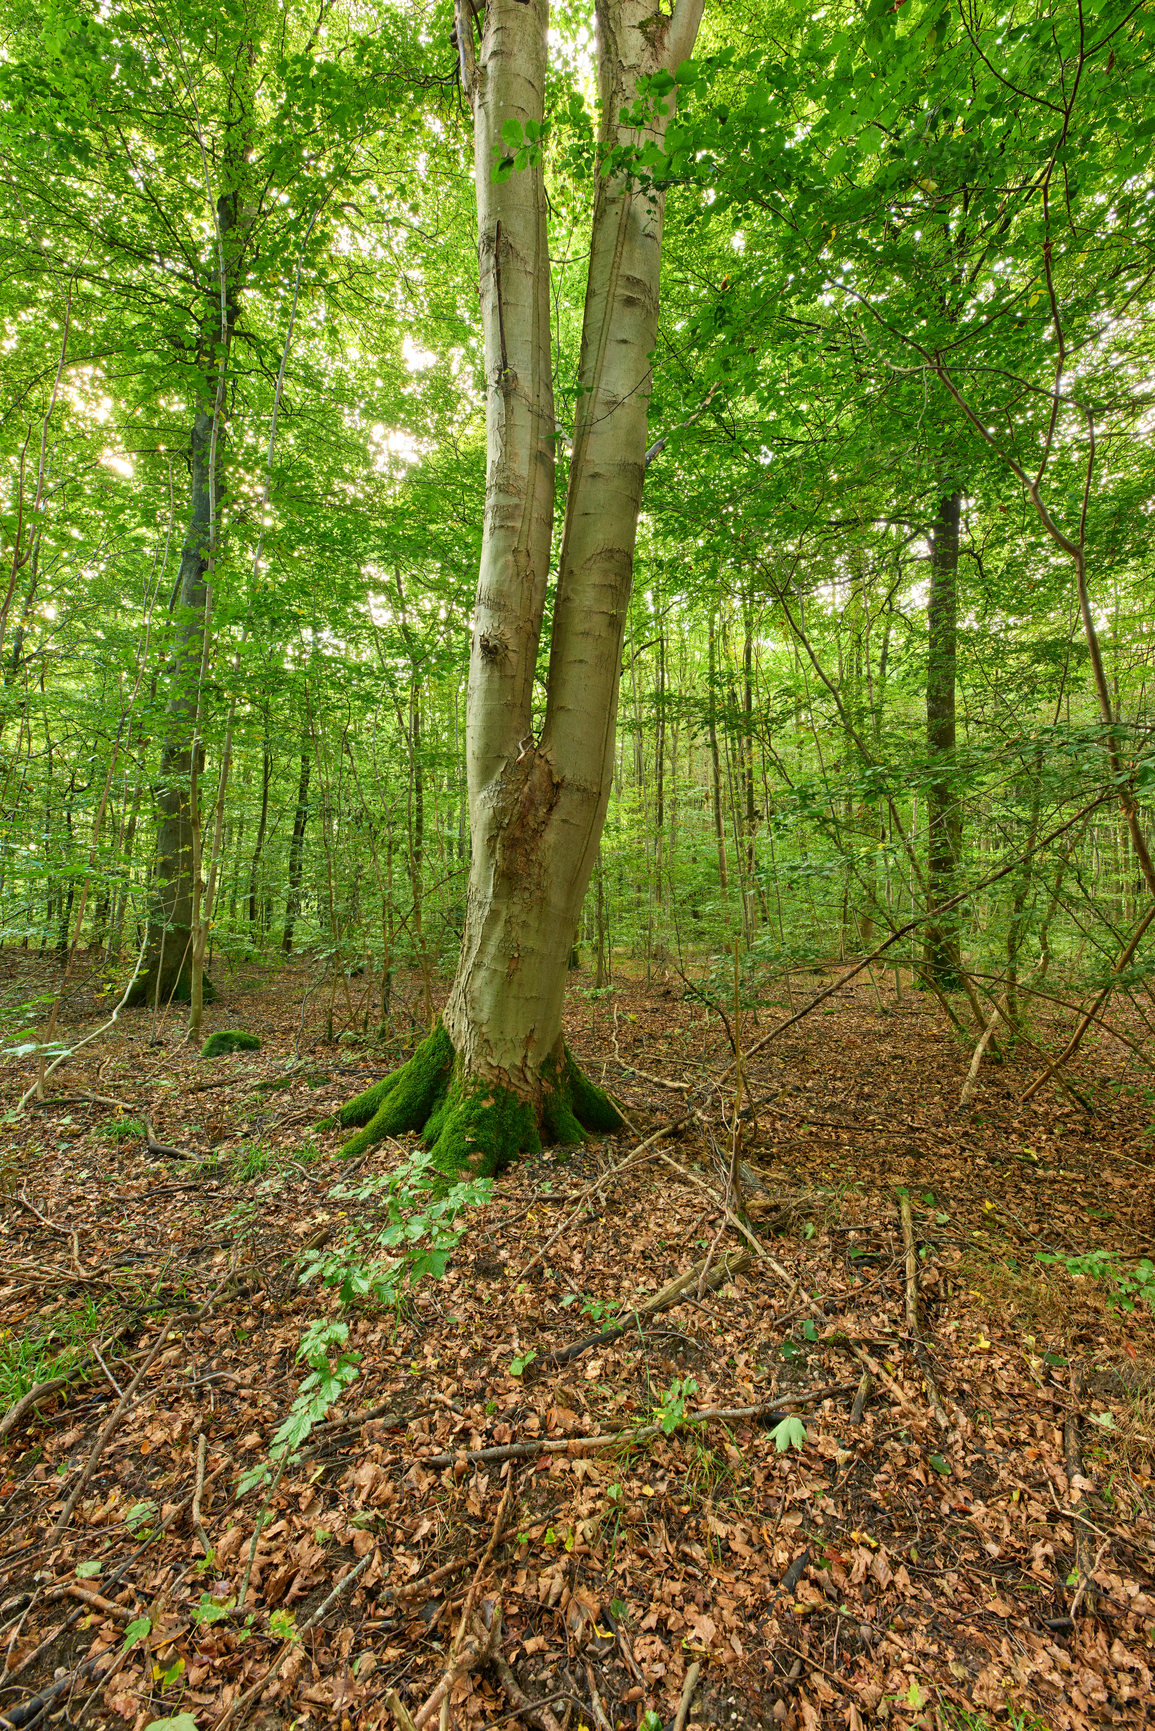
[
  {"left": 269, "top": 1608, "right": 299, "bottom": 1642},
  {"left": 654, "top": 1376, "right": 698, "bottom": 1435},
  {"left": 237, "top": 1319, "right": 360, "bottom": 1499},
  {"left": 125, "top": 1499, "right": 157, "bottom": 1535},
  {"left": 122, "top": 1616, "right": 152, "bottom": 1654},
  {"left": 769, "top": 1414, "right": 808, "bottom": 1452},
  {"left": 95, "top": 1116, "right": 146, "bottom": 1143},
  {"left": 300, "top": 1148, "right": 490, "bottom": 1311},
  {"left": 1036, "top": 1248, "right": 1155, "bottom": 1315},
  {"left": 233, "top": 1142, "right": 274, "bottom": 1182},
  {"left": 192, "top": 1592, "right": 235, "bottom": 1627},
  {"left": 509, "top": 1348, "right": 538, "bottom": 1378}
]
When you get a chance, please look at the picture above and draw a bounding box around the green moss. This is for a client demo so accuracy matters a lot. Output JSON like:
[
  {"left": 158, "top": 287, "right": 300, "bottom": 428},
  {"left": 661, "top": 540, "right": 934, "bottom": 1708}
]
[
  {"left": 201, "top": 1029, "right": 262, "bottom": 1058},
  {"left": 541, "top": 1043, "right": 625, "bottom": 1143},
  {"left": 326, "top": 1024, "right": 623, "bottom": 1172},
  {"left": 125, "top": 964, "right": 216, "bottom": 1008},
  {"left": 426, "top": 1070, "right": 541, "bottom": 1179},
  {"left": 335, "top": 1022, "right": 454, "bottom": 1159}
]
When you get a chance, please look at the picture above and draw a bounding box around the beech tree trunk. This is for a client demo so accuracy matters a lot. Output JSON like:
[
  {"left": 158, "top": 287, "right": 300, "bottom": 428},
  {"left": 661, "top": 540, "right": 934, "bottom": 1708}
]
[{"left": 333, "top": 0, "right": 704, "bottom": 1170}]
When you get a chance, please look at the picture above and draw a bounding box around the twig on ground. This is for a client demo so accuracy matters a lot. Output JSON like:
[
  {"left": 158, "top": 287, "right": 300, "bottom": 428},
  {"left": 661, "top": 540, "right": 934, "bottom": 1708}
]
[
  {"left": 897, "top": 1192, "right": 950, "bottom": 1432},
  {"left": 210, "top": 1547, "right": 376, "bottom": 1731},
  {"left": 543, "top": 1246, "right": 754, "bottom": 1368},
  {"left": 192, "top": 1432, "right": 210, "bottom": 1556},
  {"left": 49, "top": 1320, "right": 176, "bottom": 1543},
  {"left": 50, "top": 1270, "right": 231, "bottom": 1543},
  {"left": 673, "top": 1659, "right": 701, "bottom": 1731},
  {"left": 516, "top": 1124, "right": 691, "bottom": 1281},
  {"left": 487, "top": 1651, "right": 564, "bottom": 1731},
  {"left": 0, "top": 1379, "right": 70, "bottom": 1442},
  {"left": 414, "top": 1385, "right": 853, "bottom": 1472}
]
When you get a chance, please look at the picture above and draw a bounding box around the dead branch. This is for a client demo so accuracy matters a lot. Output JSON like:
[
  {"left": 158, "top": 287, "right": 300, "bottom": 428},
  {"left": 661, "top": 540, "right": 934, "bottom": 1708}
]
[
  {"left": 897, "top": 1192, "right": 949, "bottom": 1432},
  {"left": 515, "top": 1122, "right": 692, "bottom": 1281},
  {"left": 1022, "top": 902, "right": 1155, "bottom": 1103},
  {"left": 0, "top": 1377, "right": 70, "bottom": 1441},
  {"left": 210, "top": 1547, "right": 375, "bottom": 1731},
  {"left": 413, "top": 1384, "right": 853, "bottom": 1473},
  {"left": 487, "top": 1649, "right": 564, "bottom": 1731},
  {"left": 542, "top": 1246, "right": 755, "bottom": 1368}
]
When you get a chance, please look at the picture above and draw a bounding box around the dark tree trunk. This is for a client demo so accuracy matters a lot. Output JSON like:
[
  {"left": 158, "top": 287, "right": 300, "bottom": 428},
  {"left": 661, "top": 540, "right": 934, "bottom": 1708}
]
[
  {"left": 126, "top": 410, "right": 216, "bottom": 1007},
  {"left": 923, "top": 491, "right": 963, "bottom": 988}
]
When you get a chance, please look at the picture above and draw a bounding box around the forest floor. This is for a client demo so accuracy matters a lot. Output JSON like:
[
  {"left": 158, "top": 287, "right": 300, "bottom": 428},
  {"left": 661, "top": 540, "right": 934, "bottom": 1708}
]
[{"left": 0, "top": 950, "right": 1153, "bottom": 1731}]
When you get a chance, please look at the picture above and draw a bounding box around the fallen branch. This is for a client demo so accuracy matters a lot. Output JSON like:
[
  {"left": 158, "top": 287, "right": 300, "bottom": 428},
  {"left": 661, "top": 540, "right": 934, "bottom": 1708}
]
[
  {"left": 515, "top": 1121, "right": 692, "bottom": 1282},
  {"left": 413, "top": 1384, "right": 853, "bottom": 1473},
  {"left": 0, "top": 1378, "right": 70, "bottom": 1442},
  {"left": 50, "top": 1270, "right": 231, "bottom": 1543},
  {"left": 488, "top": 1651, "right": 564, "bottom": 1731},
  {"left": 1064, "top": 1386, "right": 1096, "bottom": 1617},
  {"left": 49, "top": 1318, "right": 177, "bottom": 1543},
  {"left": 897, "top": 1192, "right": 949, "bottom": 1433},
  {"left": 1022, "top": 902, "right": 1155, "bottom": 1103},
  {"left": 542, "top": 1246, "right": 755, "bottom": 1368},
  {"left": 829, "top": 1338, "right": 920, "bottom": 1419},
  {"left": 700, "top": 791, "right": 1113, "bottom": 1106},
  {"left": 411, "top": 1473, "right": 517, "bottom": 1729},
  {"left": 673, "top": 1660, "right": 702, "bottom": 1731}
]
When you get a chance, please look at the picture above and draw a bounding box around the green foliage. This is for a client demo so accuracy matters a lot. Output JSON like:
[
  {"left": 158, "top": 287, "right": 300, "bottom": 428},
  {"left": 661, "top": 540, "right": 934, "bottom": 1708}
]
[
  {"left": 236, "top": 1319, "right": 361, "bottom": 1498},
  {"left": 1035, "top": 1250, "right": 1155, "bottom": 1316},
  {"left": 301, "top": 1147, "right": 490, "bottom": 1309},
  {"left": 653, "top": 1376, "right": 698, "bottom": 1435},
  {"left": 768, "top": 1415, "right": 809, "bottom": 1454}
]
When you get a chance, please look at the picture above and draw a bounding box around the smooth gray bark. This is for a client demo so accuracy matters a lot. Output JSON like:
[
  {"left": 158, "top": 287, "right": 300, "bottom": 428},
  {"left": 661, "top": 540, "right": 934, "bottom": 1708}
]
[{"left": 443, "top": 0, "right": 704, "bottom": 1108}]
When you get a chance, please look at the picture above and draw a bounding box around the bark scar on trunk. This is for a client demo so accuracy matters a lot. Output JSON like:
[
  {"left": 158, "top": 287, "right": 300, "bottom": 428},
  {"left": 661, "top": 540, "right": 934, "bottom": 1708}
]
[{"left": 490, "top": 746, "right": 561, "bottom": 881}]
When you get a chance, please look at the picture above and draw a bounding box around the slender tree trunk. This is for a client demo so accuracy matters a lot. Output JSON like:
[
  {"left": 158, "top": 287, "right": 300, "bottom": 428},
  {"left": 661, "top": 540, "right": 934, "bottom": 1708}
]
[
  {"left": 923, "top": 491, "right": 962, "bottom": 987},
  {"left": 708, "top": 611, "right": 728, "bottom": 891},
  {"left": 282, "top": 743, "right": 311, "bottom": 954},
  {"left": 334, "top": 0, "right": 704, "bottom": 1170},
  {"left": 125, "top": 410, "right": 215, "bottom": 1008},
  {"left": 248, "top": 737, "right": 271, "bottom": 931}
]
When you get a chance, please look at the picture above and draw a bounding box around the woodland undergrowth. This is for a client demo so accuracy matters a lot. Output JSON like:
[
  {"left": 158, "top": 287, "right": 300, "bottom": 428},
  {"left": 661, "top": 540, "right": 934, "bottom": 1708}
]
[{"left": 0, "top": 952, "right": 1153, "bottom": 1731}]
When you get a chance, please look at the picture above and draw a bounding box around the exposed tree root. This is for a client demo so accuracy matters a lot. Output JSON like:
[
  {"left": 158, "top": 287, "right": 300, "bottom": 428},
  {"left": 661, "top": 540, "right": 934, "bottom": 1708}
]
[{"left": 327, "top": 1021, "right": 624, "bottom": 1173}]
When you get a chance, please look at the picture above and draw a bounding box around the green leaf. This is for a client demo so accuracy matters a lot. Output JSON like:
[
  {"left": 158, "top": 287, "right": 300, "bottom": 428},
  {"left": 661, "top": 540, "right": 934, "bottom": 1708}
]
[
  {"left": 143, "top": 1716, "right": 199, "bottom": 1731},
  {"left": 122, "top": 1616, "right": 152, "bottom": 1653},
  {"left": 769, "top": 1415, "right": 808, "bottom": 1453},
  {"left": 928, "top": 1454, "right": 951, "bottom": 1476},
  {"left": 76, "top": 1559, "right": 102, "bottom": 1578},
  {"left": 125, "top": 1499, "right": 157, "bottom": 1533}
]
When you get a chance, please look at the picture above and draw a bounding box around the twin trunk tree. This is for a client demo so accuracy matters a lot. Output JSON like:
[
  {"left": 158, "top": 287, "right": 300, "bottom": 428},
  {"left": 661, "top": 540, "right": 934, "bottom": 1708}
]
[{"left": 335, "top": 0, "right": 705, "bottom": 1171}]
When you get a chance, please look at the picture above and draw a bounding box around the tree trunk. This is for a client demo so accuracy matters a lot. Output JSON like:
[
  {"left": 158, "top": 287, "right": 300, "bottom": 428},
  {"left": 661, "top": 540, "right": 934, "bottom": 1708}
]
[
  {"left": 281, "top": 743, "right": 311, "bottom": 954},
  {"left": 923, "top": 490, "right": 962, "bottom": 988},
  {"left": 248, "top": 736, "right": 272, "bottom": 931},
  {"left": 332, "top": 0, "right": 704, "bottom": 1171},
  {"left": 125, "top": 409, "right": 216, "bottom": 1007}
]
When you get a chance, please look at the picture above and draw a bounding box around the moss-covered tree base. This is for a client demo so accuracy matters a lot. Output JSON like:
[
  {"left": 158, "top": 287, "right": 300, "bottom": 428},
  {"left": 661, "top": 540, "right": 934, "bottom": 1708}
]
[
  {"left": 124, "top": 962, "right": 216, "bottom": 1009},
  {"left": 328, "top": 1021, "right": 624, "bottom": 1175}
]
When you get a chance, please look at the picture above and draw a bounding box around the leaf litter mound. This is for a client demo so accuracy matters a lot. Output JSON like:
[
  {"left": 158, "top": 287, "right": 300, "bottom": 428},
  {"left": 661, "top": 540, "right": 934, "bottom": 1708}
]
[{"left": 0, "top": 951, "right": 1153, "bottom": 1731}]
